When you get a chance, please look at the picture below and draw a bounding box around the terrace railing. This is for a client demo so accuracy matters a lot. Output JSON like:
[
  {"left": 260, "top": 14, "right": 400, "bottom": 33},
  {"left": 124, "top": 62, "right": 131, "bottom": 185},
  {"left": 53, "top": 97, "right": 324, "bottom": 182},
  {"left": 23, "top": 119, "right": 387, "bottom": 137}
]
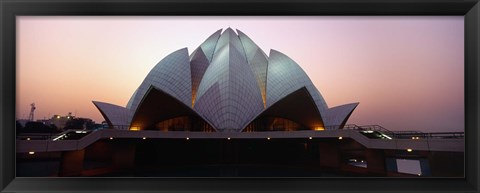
[{"left": 341, "top": 124, "right": 464, "bottom": 139}]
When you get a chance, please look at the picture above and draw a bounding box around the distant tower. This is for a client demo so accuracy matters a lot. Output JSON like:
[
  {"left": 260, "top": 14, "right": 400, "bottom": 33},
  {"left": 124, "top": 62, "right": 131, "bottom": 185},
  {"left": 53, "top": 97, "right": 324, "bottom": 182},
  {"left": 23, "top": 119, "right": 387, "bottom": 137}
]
[{"left": 28, "top": 103, "right": 36, "bottom": 121}]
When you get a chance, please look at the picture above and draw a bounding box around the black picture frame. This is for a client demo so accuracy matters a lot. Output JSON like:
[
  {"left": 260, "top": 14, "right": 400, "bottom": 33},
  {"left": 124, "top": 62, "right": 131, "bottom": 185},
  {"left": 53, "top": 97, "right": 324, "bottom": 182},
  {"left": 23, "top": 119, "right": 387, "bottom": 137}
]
[{"left": 1, "top": 0, "right": 478, "bottom": 192}]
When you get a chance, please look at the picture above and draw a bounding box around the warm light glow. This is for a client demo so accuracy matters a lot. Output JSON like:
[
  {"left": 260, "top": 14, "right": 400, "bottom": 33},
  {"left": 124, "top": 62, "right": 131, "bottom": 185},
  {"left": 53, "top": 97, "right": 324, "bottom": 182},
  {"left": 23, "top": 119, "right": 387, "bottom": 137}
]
[
  {"left": 267, "top": 137, "right": 271, "bottom": 140},
  {"left": 56, "top": 116, "right": 60, "bottom": 119},
  {"left": 109, "top": 137, "right": 113, "bottom": 140},
  {"left": 261, "top": 93, "right": 266, "bottom": 108},
  {"left": 407, "top": 148, "right": 413, "bottom": 152},
  {"left": 314, "top": 127, "right": 325, "bottom": 131},
  {"left": 227, "top": 137, "right": 231, "bottom": 140},
  {"left": 26, "top": 138, "right": 30, "bottom": 140},
  {"left": 338, "top": 137, "right": 343, "bottom": 140},
  {"left": 186, "top": 137, "right": 190, "bottom": 140},
  {"left": 130, "top": 127, "right": 140, "bottom": 131},
  {"left": 142, "top": 137, "right": 146, "bottom": 140},
  {"left": 28, "top": 152, "right": 35, "bottom": 155},
  {"left": 309, "top": 137, "right": 313, "bottom": 140}
]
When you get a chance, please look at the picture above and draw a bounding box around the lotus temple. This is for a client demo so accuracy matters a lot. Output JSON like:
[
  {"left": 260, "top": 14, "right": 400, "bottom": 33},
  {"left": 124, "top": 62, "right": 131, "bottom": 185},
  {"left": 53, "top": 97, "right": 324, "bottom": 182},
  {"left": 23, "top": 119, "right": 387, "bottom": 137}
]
[
  {"left": 17, "top": 28, "right": 464, "bottom": 177},
  {"left": 93, "top": 28, "right": 359, "bottom": 132}
]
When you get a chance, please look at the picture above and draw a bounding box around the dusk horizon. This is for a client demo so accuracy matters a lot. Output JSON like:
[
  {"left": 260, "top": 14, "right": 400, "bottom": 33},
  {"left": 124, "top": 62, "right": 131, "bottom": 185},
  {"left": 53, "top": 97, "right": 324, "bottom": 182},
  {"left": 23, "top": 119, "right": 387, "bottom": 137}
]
[{"left": 16, "top": 16, "right": 464, "bottom": 132}]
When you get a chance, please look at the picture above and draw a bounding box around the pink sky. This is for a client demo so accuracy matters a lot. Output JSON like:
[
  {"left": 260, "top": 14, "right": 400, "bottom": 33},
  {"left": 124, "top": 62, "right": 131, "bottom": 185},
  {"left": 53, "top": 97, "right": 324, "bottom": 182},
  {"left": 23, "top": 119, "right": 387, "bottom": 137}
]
[{"left": 16, "top": 16, "right": 464, "bottom": 132}]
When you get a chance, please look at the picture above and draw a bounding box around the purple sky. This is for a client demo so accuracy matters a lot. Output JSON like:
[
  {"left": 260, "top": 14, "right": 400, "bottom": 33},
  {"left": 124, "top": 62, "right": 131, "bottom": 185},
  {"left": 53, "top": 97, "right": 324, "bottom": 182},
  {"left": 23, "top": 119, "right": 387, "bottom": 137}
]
[{"left": 16, "top": 16, "right": 464, "bottom": 132}]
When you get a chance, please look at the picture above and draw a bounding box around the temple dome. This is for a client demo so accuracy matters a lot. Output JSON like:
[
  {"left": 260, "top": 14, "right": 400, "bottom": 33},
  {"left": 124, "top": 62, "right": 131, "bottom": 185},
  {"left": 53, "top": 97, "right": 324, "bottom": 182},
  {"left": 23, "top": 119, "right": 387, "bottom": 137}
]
[{"left": 93, "top": 28, "right": 358, "bottom": 132}]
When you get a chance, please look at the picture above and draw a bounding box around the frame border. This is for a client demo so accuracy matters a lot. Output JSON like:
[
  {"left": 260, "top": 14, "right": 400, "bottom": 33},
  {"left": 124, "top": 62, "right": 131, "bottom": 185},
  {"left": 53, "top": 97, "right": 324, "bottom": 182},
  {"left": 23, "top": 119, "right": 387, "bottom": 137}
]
[{"left": 1, "top": 0, "right": 479, "bottom": 192}]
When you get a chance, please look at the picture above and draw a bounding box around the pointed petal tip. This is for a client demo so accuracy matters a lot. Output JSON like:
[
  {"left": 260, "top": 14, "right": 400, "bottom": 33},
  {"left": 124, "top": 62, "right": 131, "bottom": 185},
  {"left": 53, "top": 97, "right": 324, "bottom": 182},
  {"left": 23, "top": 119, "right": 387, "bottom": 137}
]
[
  {"left": 235, "top": 29, "right": 244, "bottom": 35},
  {"left": 223, "top": 27, "right": 237, "bottom": 35},
  {"left": 214, "top": 28, "right": 223, "bottom": 34},
  {"left": 269, "top": 49, "right": 286, "bottom": 56},
  {"left": 92, "top": 100, "right": 104, "bottom": 105}
]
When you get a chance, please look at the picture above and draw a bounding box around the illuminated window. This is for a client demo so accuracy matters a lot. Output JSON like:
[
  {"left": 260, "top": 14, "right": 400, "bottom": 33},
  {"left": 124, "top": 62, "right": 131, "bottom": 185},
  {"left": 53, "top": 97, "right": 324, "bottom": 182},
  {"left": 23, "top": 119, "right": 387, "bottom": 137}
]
[{"left": 130, "top": 127, "right": 140, "bottom": 131}]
